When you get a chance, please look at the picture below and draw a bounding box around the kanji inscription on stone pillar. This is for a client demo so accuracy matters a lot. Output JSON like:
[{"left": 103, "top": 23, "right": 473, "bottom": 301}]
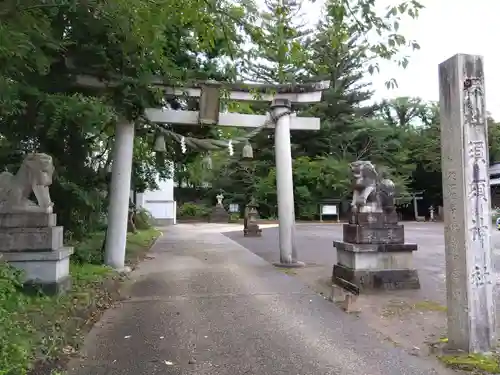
[{"left": 439, "top": 54, "right": 495, "bottom": 353}]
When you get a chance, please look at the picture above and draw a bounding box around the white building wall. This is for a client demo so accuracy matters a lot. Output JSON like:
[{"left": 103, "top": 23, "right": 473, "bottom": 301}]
[{"left": 136, "top": 164, "right": 176, "bottom": 225}]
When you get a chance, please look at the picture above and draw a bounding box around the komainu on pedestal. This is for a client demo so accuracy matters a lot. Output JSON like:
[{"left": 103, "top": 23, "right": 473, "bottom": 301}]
[
  {"left": 0, "top": 153, "right": 73, "bottom": 295},
  {"left": 332, "top": 161, "right": 420, "bottom": 291},
  {"left": 209, "top": 193, "right": 230, "bottom": 223}
]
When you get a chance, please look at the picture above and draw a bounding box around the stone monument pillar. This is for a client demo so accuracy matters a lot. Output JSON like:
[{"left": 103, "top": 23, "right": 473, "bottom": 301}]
[
  {"left": 0, "top": 153, "right": 73, "bottom": 294},
  {"left": 209, "top": 193, "right": 230, "bottom": 223},
  {"left": 439, "top": 54, "right": 495, "bottom": 352},
  {"left": 332, "top": 161, "right": 420, "bottom": 291}
]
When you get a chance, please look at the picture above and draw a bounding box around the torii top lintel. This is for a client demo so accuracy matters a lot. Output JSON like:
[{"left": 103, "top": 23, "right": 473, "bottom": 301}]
[
  {"left": 76, "top": 75, "right": 331, "bottom": 104},
  {"left": 157, "top": 79, "right": 331, "bottom": 104}
]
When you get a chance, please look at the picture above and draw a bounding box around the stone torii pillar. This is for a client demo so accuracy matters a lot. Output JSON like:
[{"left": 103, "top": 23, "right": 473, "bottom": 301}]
[
  {"left": 104, "top": 121, "right": 135, "bottom": 270},
  {"left": 438, "top": 54, "right": 495, "bottom": 353},
  {"left": 271, "top": 98, "right": 300, "bottom": 265}
]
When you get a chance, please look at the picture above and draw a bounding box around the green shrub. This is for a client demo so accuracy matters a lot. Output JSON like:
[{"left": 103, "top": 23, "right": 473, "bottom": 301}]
[
  {"left": 135, "top": 208, "right": 153, "bottom": 230},
  {"left": 0, "top": 261, "right": 33, "bottom": 375},
  {"left": 296, "top": 204, "right": 317, "bottom": 220},
  {"left": 71, "top": 225, "right": 158, "bottom": 265},
  {"left": 178, "top": 202, "right": 211, "bottom": 218},
  {"left": 0, "top": 229, "right": 161, "bottom": 375},
  {"left": 229, "top": 213, "right": 241, "bottom": 222},
  {"left": 71, "top": 232, "right": 106, "bottom": 265}
]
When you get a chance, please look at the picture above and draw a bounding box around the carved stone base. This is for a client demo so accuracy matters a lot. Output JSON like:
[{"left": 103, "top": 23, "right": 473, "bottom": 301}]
[
  {"left": 349, "top": 212, "right": 399, "bottom": 226},
  {"left": 0, "top": 226, "right": 64, "bottom": 251},
  {"left": 0, "top": 212, "right": 57, "bottom": 228},
  {"left": 1, "top": 247, "right": 74, "bottom": 295},
  {"left": 336, "top": 246, "right": 413, "bottom": 270},
  {"left": 333, "top": 241, "right": 418, "bottom": 254},
  {"left": 343, "top": 224, "right": 404, "bottom": 244},
  {"left": 209, "top": 205, "right": 230, "bottom": 223},
  {"left": 333, "top": 239, "right": 419, "bottom": 291},
  {"left": 333, "top": 263, "right": 420, "bottom": 291},
  {"left": 244, "top": 224, "right": 262, "bottom": 237}
]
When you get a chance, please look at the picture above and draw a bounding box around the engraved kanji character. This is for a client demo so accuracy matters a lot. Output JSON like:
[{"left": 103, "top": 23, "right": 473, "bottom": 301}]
[
  {"left": 470, "top": 265, "right": 492, "bottom": 287},
  {"left": 470, "top": 225, "right": 488, "bottom": 243},
  {"left": 366, "top": 231, "right": 375, "bottom": 243},
  {"left": 463, "top": 77, "right": 485, "bottom": 127},
  {"left": 447, "top": 171, "right": 457, "bottom": 182},
  {"left": 387, "top": 229, "right": 394, "bottom": 240},
  {"left": 469, "top": 181, "right": 488, "bottom": 201},
  {"left": 468, "top": 140, "right": 486, "bottom": 161}
]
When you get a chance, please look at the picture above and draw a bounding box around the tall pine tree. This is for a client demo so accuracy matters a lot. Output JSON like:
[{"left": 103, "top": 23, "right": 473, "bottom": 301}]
[
  {"left": 242, "top": 0, "right": 311, "bottom": 84},
  {"left": 237, "top": 0, "right": 312, "bottom": 168}
]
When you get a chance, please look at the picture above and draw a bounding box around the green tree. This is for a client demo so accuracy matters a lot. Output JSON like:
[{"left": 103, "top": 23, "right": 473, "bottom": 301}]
[
  {"left": 241, "top": 0, "right": 311, "bottom": 84},
  {"left": 290, "top": 0, "right": 424, "bottom": 200},
  {"left": 0, "top": 0, "right": 256, "bottom": 238},
  {"left": 292, "top": 0, "right": 423, "bottom": 157},
  {"left": 291, "top": 30, "right": 375, "bottom": 157},
  {"left": 200, "top": 0, "right": 425, "bottom": 218},
  {"left": 377, "top": 97, "right": 426, "bottom": 127},
  {"left": 406, "top": 101, "right": 500, "bottom": 205}
]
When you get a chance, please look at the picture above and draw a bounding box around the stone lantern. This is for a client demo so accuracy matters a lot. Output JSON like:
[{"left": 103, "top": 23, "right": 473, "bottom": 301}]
[{"left": 244, "top": 198, "right": 262, "bottom": 237}]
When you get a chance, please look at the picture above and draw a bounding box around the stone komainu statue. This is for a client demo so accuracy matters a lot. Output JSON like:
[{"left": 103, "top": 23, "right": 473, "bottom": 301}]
[
  {"left": 350, "top": 160, "right": 395, "bottom": 214},
  {"left": 0, "top": 153, "right": 55, "bottom": 213}
]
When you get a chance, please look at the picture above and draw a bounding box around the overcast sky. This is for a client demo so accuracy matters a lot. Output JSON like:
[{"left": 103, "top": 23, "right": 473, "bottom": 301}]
[{"left": 298, "top": 0, "right": 500, "bottom": 118}]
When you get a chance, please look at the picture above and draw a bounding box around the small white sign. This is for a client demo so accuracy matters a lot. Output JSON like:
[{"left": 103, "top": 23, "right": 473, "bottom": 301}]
[
  {"left": 321, "top": 205, "right": 337, "bottom": 215},
  {"left": 229, "top": 203, "right": 239, "bottom": 213}
]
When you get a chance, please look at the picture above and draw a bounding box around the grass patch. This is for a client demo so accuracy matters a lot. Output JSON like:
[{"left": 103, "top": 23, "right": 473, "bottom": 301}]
[
  {"left": 413, "top": 300, "right": 447, "bottom": 312},
  {"left": 70, "top": 228, "right": 160, "bottom": 265},
  {"left": 276, "top": 268, "right": 297, "bottom": 275},
  {"left": 124, "top": 229, "right": 162, "bottom": 265},
  {"left": 439, "top": 353, "right": 500, "bottom": 373},
  {"left": 0, "top": 228, "right": 160, "bottom": 375},
  {"left": 382, "top": 299, "right": 447, "bottom": 317}
]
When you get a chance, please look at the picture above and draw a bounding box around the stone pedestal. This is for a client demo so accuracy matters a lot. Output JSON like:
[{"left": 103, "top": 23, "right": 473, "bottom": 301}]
[
  {"left": 0, "top": 213, "right": 73, "bottom": 295},
  {"left": 209, "top": 205, "right": 230, "bottom": 223},
  {"left": 244, "top": 223, "right": 262, "bottom": 237},
  {"left": 332, "top": 212, "right": 420, "bottom": 291}
]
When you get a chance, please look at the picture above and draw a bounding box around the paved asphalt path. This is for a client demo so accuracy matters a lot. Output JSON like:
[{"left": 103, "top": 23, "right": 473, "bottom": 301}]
[
  {"left": 68, "top": 224, "right": 454, "bottom": 375},
  {"left": 224, "top": 222, "right": 500, "bottom": 303}
]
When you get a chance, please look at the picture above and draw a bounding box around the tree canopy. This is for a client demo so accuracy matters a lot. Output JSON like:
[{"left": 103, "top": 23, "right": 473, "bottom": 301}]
[
  {"left": 0, "top": 0, "right": 256, "bottom": 237},
  {"left": 5, "top": 0, "right": 486, "bottom": 231}
]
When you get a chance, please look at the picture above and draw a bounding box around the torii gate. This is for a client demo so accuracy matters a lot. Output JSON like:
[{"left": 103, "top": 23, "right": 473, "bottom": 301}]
[{"left": 77, "top": 76, "right": 329, "bottom": 270}]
